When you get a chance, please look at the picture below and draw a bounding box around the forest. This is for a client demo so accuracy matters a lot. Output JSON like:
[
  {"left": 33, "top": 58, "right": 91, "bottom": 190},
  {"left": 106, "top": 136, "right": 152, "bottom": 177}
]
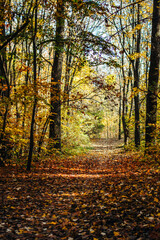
[{"left": 0, "top": 0, "right": 160, "bottom": 239}]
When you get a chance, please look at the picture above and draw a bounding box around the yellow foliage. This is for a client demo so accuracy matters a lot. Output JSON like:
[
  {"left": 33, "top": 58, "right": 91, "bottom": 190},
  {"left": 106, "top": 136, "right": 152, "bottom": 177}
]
[
  {"left": 114, "top": 231, "right": 120, "bottom": 236},
  {"left": 154, "top": 198, "right": 159, "bottom": 203}
]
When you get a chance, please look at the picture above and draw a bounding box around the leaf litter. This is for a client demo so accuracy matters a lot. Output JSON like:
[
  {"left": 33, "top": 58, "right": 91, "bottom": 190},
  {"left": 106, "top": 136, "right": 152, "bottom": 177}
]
[{"left": 0, "top": 147, "right": 160, "bottom": 240}]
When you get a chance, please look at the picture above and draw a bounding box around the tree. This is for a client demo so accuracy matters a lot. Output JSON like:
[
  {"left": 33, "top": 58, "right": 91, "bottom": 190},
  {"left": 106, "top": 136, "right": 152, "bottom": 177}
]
[
  {"left": 0, "top": 0, "right": 10, "bottom": 166},
  {"left": 49, "top": 0, "right": 65, "bottom": 151},
  {"left": 132, "top": 2, "right": 141, "bottom": 148},
  {"left": 27, "top": 0, "right": 38, "bottom": 171},
  {"left": 145, "top": 0, "right": 160, "bottom": 150},
  {"left": 108, "top": 0, "right": 153, "bottom": 148}
]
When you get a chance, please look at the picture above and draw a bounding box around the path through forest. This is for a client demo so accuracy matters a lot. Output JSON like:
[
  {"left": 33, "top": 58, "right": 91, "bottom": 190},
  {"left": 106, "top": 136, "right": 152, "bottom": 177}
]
[
  {"left": 0, "top": 139, "right": 160, "bottom": 240},
  {"left": 90, "top": 138, "right": 124, "bottom": 154}
]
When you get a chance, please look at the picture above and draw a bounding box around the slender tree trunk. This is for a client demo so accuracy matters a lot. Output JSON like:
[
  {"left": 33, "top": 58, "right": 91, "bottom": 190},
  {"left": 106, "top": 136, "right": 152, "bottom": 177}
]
[
  {"left": 121, "top": 36, "right": 128, "bottom": 145},
  {"left": 133, "top": 3, "right": 141, "bottom": 148},
  {"left": 27, "top": 0, "right": 38, "bottom": 171},
  {"left": 0, "top": 0, "right": 10, "bottom": 166},
  {"left": 20, "top": 39, "right": 31, "bottom": 156},
  {"left": 118, "top": 83, "right": 122, "bottom": 140},
  {"left": 122, "top": 79, "right": 128, "bottom": 145},
  {"left": 145, "top": 0, "right": 160, "bottom": 150},
  {"left": 63, "top": 25, "right": 72, "bottom": 108},
  {"left": 49, "top": 0, "right": 65, "bottom": 151},
  {"left": 118, "top": 0, "right": 129, "bottom": 145}
]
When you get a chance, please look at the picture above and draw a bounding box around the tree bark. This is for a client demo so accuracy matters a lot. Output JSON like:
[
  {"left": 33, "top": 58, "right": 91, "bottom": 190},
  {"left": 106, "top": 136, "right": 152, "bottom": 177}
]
[
  {"left": 118, "top": 83, "right": 122, "bottom": 140},
  {"left": 145, "top": 0, "right": 160, "bottom": 149},
  {"left": 0, "top": 0, "right": 10, "bottom": 166},
  {"left": 133, "top": 3, "right": 141, "bottom": 148},
  {"left": 121, "top": 36, "right": 129, "bottom": 145},
  {"left": 27, "top": 0, "right": 38, "bottom": 171},
  {"left": 49, "top": 0, "right": 65, "bottom": 151}
]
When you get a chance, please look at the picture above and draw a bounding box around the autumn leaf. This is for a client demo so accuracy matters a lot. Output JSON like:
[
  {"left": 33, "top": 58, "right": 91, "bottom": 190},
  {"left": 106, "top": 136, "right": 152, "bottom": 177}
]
[{"left": 114, "top": 231, "right": 120, "bottom": 236}]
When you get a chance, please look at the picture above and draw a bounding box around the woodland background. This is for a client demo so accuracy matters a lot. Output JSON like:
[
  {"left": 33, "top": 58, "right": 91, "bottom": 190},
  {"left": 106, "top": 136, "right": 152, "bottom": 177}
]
[
  {"left": 0, "top": 0, "right": 160, "bottom": 170},
  {"left": 0, "top": 1, "right": 160, "bottom": 239}
]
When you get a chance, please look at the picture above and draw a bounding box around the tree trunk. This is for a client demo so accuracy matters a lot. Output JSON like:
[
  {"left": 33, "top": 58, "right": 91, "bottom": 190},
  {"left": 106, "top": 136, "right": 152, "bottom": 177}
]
[
  {"left": 0, "top": 0, "right": 10, "bottom": 166},
  {"left": 118, "top": 83, "right": 122, "bottom": 140},
  {"left": 121, "top": 36, "right": 128, "bottom": 145},
  {"left": 145, "top": 0, "right": 160, "bottom": 149},
  {"left": 133, "top": 3, "right": 141, "bottom": 148},
  {"left": 49, "top": 1, "right": 65, "bottom": 151},
  {"left": 27, "top": 0, "right": 38, "bottom": 171}
]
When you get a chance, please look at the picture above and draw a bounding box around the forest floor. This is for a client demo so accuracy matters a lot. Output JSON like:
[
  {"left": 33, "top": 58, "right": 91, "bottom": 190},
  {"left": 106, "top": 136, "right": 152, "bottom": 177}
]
[{"left": 0, "top": 139, "right": 160, "bottom": 240}]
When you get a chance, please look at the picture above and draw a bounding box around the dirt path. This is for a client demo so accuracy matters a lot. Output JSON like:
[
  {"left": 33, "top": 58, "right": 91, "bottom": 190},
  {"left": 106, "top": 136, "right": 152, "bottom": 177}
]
[{"left": 90, "top": 138, "right": 124, "bottom": 155}]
